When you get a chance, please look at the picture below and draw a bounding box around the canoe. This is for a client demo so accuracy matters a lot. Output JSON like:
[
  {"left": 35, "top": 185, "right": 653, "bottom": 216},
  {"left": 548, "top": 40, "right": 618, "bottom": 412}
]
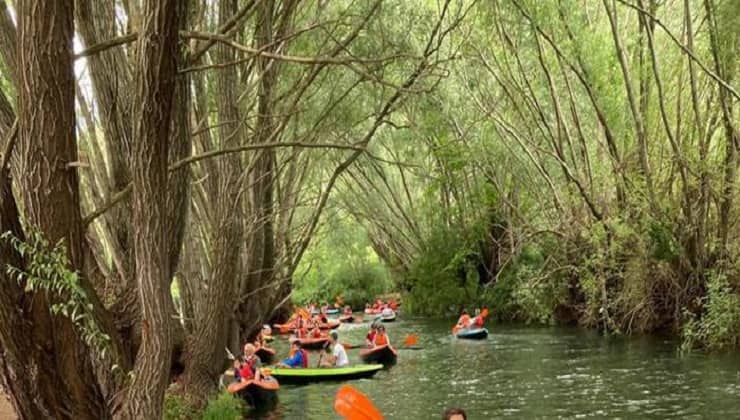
[
  {"left": 256, "top": 347, "right": 276, "bottom": 365},
  {"left": 455, "top": 328, "right": 489, "bottom": 340},
  {"left": 339, "top": 314, "right": 355, "bottom": 323},
  {"left": 228, "top": 379, "right": 279, "bottom": 410},
  {"left": 296, "top": 336, "right": 329, "bottom": 350},
  {"left": 270, "top": 364, "right": 384, "bottom": 385},
  {"left": 380, "top": 312, "right": 396, "bottom": 322},
  {"left": 359, "top": 345, "right": 397, "bottom": 366}
]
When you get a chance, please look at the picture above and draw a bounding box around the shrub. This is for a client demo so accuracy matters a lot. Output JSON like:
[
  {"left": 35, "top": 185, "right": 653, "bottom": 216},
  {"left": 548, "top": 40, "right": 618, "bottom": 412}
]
[
  {"left": 201, "top": 392, "right": 245, "bottom": 420},
  {"left": 163, "top": 393, "right": 199, "bottom": 420},
  {"left": 682, "top": 270, "right": 740, "bottom": 352}
]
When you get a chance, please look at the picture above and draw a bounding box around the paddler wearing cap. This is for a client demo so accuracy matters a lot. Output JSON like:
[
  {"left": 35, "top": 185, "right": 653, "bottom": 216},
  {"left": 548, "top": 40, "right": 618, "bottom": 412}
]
[{"left": 320, "top": 330, "right": 349, "bottom": 367}]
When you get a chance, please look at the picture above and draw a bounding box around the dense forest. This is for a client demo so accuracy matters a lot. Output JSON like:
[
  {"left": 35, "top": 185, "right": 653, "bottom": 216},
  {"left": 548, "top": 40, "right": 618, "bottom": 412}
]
[{"left": 0, "top": 0, "right": 737, "bottom": 418}]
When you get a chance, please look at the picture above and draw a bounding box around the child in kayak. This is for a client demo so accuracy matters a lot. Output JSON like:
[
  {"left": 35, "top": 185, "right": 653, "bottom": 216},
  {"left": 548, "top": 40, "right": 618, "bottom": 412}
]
[
  {"left": 278, "top": 339, "right": 309, "bottom": 368},
  {"left": 365, "top": 323, "right": 378, "bottom": 347}
]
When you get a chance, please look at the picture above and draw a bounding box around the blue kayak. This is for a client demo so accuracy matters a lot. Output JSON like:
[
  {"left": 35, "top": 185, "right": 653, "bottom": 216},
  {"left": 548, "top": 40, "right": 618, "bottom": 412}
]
[{"left": 455, "top": 328, "right": 488, "bottom": 340}]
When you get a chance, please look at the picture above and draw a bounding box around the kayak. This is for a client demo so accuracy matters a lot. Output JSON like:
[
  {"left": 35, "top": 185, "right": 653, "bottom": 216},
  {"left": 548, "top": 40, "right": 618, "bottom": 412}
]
[
  {"left": 455, "top": 328, "right": 489, "bottom": 340},
  {"left": 380, "top": 312, "right": 396, "bottom": 322},
  {"left": 256, "top": 347, "right": 276, "bottom": 365},
  {"left": 318, "top": 321, "right": 341, "bottom": 330},
  {"left": 359, "top": 345, "right": 397, "bottom": 366},
  {"left": 273, "top": 321, "right": 339, "bottom": 334},
  {"left": 228, "top": 379, "right": 279, "bottom": 410},
  {"left": 339, "top": 314, "right": 355, "bottom": 323},
  {"left": 270, "top": 364, "right": 384, "bottom": 385},
  {"left": 311, "top": 308, "right": 340, "bottom": 315},
  {"left": 272, "top": 323, "right": 295, "bottom": 334},
  {"left": 296, "top": 336, "right": 329, "bottom": 350}
]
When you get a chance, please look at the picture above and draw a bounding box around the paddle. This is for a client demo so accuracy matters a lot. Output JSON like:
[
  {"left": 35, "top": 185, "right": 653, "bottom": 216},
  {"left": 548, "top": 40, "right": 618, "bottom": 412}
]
[
  {"left": 398, "top": 334, "right": 423, "bottom": 350},
  {"left": 334, "top": 384, "right": 383, "bottom": 420}
]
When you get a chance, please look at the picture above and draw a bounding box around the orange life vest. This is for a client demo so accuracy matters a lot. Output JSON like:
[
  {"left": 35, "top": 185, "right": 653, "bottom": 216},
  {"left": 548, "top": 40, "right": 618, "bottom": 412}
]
[{"left": 374, "top": 334, "right": 388, "bottom": 346}]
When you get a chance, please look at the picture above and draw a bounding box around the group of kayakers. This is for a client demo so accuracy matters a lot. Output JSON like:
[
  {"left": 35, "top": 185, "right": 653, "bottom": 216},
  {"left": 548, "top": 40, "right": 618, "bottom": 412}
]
[
  {"left": 364, "top": 298, "right": 399, "bottom": 314},
  {"left": 276, "top": 330, "right": 350, "bottom": 368}
]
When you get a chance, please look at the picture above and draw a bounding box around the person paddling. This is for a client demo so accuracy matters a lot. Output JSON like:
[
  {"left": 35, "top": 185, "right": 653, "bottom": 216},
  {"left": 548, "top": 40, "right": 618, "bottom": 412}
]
[
  {"left": 451, "top": 309, "right": 471, "bottom": 335},
  {"left": 321, "top": 330, "right": 349, "bottom": 367},
  {"left": 277, "top": 339, "right": 309, "bottom": 368}
]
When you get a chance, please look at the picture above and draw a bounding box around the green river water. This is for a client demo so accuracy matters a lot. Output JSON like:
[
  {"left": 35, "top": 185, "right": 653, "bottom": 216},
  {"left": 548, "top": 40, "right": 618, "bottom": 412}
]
[{"left": 250, "top": 316, "right": 740, "bottom": 419}]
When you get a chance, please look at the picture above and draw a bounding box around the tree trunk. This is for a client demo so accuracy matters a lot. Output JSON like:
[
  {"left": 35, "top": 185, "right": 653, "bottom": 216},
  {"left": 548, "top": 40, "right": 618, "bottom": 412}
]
[
  {"left": 15, "top": 0, "right": 109, "bottom": 418},
  {"left": 180, "top": 0, "right": 245, "bottom": 401},
  {"left": 118, "top": 0, "right": 182, "bottom": 417},
  {"left": 241, "top": 0, "right": 278, "bottom": 336}
]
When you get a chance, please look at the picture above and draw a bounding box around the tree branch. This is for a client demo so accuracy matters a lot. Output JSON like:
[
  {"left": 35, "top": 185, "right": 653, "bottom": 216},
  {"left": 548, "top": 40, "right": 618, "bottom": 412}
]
[{"left": 82, "top": 141, "right": 369, "bottom": 226}]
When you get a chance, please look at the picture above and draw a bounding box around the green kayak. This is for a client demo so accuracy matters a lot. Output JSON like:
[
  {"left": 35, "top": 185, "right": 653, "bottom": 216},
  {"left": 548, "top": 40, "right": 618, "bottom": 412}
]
[{"left": 270, "top": 364, "right": 384, "bottom": 385}]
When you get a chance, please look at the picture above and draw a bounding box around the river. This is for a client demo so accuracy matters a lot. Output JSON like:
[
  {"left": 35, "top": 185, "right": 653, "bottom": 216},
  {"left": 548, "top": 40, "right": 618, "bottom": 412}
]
[{"left": 254, "top": 316, "right": 740, "bottom": 419}]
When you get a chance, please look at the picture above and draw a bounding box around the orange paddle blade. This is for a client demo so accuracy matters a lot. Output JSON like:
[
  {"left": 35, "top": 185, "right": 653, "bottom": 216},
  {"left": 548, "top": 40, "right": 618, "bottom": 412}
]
[
  {"left": 335, "top": 385, "right": 383, "bottom": 420},
  {"left": 481, "top": 308, "right": 489, "bottom": 318},
  {"left": 402, "top": 334, "right": 418, "bottom": 346}
]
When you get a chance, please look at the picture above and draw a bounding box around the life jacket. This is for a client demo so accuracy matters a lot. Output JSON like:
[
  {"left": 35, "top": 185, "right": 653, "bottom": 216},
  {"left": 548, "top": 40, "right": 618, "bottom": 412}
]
[
  {"left": 473, "top": 316, "right": 484, "bottom": 327},
  {"left": 366, "top": 331, "right": 376, "bottom": 342},
  {"left": 311, "top": 328, "right": 322, "bottom": 338},
  {"left": 245, "top": 355, "right": 259, "bottom": 370},
  {"left": 299, "top": 349, "right": 309, "bottom": 368},
  {"left": 458, "top": 314, "right": 471, "bottom": 326},
  {"left": 374, "top": 333, "right": 388, "bottom": 346},
  {"left": 239, "top": 363, "right": 254, "bottom": 380}
]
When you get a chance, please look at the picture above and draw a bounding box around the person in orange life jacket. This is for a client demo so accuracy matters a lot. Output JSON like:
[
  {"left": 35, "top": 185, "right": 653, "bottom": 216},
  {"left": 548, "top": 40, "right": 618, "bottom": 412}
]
[
  {"left": 373, "top": 325, "right": 391, "bottom": 347},
  {"left": 365, "top": 323, "right": 378, "bottom": 347},
  {"left": 309, "top": 325, "right": 323, "bottom": 339},
  {"left": 278, "top": 339, "right": 308, "bottom": 368},
  {"left": 456, "top": 309, "right": 471, "bottom": 330}
]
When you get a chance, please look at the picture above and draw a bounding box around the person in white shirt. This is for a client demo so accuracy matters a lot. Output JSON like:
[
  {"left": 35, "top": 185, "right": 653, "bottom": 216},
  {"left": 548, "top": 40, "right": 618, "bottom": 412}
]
[{"left": 321, "top": 330, "right": 349, "bottom": 367}]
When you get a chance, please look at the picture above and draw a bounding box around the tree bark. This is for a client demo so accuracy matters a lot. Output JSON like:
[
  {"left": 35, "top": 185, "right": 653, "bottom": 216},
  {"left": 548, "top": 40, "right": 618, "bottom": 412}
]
[
  {"left": 241, "top": 0, "right": 279, "bottom": 336},
  {"left": 118, "top": 0, "right": 182, "bottom": 418},
  {"left": 180, "top": 0, "right": 245, "bottom": 401},
  {"left": 15, "top": 0, "right": 109, "bottom": 418}
]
